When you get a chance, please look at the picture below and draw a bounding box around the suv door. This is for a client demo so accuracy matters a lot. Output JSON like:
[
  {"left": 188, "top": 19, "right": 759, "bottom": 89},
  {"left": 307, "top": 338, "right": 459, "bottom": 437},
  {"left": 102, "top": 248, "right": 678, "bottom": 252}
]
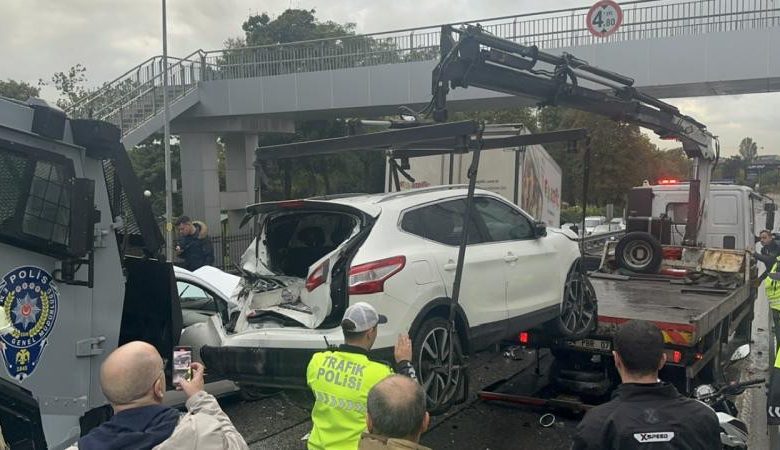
[
  {"left": 472, "top": 197, "right": 558, "bottom": 332},
  {"left": 401, "top": 198, "right": 508, "bottom": 348}
]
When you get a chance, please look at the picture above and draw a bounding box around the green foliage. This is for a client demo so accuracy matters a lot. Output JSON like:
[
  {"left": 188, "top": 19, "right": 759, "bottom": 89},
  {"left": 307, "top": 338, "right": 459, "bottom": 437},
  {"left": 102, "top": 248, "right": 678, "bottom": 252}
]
[
  {"left": 42, "top": 64, "right": 88, "bottom": 110},
  {"left": 0, "top": 79, "right": 40, "bottom": 101},
  {"left": 560, "top": 205, "right": 607, "bottom": 225},
  {"left": 258, "top": 120, "right": 385, "bottom": 200},
  {"left": 242, "top": 9, "right": 355, "bottom": 45},
  {"left": 215, "top": 9, "right": 404, "bottom": 80},
  {"left": 451, "top": 107, "right": 539, "bottom": 132},
  {"left": 738, "top": 137, "right": 758, "bottom": 162},
  {"left": 540, "top": 108, "right": 690, "bottom": 207},
  {"left": 127, "top": 135, "right": 183, "bottom": 218},
  {"left": 712, "top": 155, "right": 745, "bottom": 183}
]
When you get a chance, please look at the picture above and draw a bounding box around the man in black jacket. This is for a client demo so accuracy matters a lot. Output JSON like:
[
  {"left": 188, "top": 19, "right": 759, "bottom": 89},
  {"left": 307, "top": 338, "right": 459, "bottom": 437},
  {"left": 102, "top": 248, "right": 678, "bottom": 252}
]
[
  {"left": 572, "top": 320, "right": 719, "bottom": 449},
  {"left": 175, "top": 216, "right": 214, "bottom": 271},
  {"left": 755, "top": 229, "right": 780, "bottom": 280}
]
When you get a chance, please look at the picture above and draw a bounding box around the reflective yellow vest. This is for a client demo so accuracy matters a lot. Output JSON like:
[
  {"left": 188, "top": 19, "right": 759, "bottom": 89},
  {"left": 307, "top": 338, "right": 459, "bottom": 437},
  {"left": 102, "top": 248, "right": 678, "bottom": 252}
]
[
  {"left": 307, "top": 348, "right": 393, "bottom": 450},
  {"left": 765, "top": 259, "right": 780, "bottom": 311}
]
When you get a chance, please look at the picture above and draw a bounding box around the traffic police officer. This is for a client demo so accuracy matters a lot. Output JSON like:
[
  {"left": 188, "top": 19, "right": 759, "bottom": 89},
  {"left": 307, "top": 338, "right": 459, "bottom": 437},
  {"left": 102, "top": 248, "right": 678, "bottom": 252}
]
[
  {"left": 306, "top": 302, "right": 417, "bottom": 450},
  {"left": 764, "top": 259, "right": 780, "bottom": 347}
]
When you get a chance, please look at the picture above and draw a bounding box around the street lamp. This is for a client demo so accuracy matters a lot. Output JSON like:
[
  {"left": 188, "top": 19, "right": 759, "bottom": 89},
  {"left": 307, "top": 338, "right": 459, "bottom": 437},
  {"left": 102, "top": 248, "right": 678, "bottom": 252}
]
[{"left": 162, "top": 0, "right": 174, "bottom": 261}]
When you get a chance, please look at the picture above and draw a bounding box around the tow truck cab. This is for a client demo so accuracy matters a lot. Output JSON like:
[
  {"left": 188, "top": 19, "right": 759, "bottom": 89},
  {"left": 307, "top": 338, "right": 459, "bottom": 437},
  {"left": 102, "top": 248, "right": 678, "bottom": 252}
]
[
  {"left": 0, "top": 96, "right": 181, "bottom": 448},
  {"left": 626, "top": 180, "right": 775, "bottom": 250}
]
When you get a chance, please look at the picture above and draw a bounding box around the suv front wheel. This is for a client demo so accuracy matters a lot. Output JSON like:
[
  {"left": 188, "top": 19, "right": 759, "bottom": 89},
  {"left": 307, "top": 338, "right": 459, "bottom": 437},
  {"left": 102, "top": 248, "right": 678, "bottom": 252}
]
[{"left": 412, "top": 316, "right": 465, "bottom": 415}]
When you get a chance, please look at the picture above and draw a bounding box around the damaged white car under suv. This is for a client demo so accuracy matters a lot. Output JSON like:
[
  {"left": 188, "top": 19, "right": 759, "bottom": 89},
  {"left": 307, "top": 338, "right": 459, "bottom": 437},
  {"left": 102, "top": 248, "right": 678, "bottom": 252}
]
[{"left": 200, "top": 186, "right": 596, "bottom": 412}]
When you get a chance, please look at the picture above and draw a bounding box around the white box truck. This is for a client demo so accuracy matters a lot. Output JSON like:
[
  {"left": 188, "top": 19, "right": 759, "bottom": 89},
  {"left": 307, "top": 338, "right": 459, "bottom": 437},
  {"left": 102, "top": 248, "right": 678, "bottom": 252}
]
[{"left": 389, "top": 125, "right": 563, "bottom": 227}]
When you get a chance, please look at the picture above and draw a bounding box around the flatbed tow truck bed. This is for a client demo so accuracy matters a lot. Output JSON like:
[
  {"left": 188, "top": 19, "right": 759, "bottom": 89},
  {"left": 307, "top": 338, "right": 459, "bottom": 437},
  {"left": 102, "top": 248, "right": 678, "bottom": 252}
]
[
  {"left": 589, "top": 273, "right": 753, "bottom": 349},
  {"left": 478, "top": 262, "right": 756, "bottom": 411}
]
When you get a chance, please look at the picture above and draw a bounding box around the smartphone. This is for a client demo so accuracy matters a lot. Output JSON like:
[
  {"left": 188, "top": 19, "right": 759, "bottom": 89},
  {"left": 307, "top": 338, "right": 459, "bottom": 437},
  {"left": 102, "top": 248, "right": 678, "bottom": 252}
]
[{"left": 172, "top": 346, "right": 192, "bottom": 386}]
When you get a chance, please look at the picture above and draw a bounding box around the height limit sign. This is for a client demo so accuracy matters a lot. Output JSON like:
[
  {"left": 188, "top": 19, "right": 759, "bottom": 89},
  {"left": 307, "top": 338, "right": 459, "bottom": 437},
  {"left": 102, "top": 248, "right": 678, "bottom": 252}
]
[{"left": 587, "top": 0, "right": 623, "bottom": 38}]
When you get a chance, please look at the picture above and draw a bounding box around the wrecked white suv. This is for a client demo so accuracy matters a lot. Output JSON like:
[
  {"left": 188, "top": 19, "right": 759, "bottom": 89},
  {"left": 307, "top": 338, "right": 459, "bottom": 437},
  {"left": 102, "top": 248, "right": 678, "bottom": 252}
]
[{"left": 201, "top": 186, "right": 595, "bottom": 410}]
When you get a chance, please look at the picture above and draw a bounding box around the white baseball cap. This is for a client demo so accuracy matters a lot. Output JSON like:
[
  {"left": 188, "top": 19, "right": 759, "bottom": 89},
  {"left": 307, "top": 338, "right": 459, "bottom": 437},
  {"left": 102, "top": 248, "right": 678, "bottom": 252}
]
[{"left": 341, "top": 302, "right": 388, "bottom": 332}]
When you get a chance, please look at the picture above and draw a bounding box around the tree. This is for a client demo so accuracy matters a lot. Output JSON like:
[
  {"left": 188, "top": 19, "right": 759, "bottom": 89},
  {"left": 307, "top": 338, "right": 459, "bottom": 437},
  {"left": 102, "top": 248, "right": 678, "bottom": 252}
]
[
  {"left": 41, "top": 64, "right": 89, "bottom": 110},
  {"left": 712, "top": 155, "right": 745, "bottom": 183},
  {"left": 738, "top": 137, "right": 758, "bottom": 163},
  {"left": 538, "top": 108, "right": 689, "bottom": 207},
  {"left": 0, "top": 79, "right": 40, "bottom": 101},
  {"left": 222, "top": 9, "right": 388, "bottom": 200},
  {"left": 241, "top": 9, "right": 354, "bottom": 46},
  {"left": 128, "top": 135, "right": 183, "bottom": 218}
]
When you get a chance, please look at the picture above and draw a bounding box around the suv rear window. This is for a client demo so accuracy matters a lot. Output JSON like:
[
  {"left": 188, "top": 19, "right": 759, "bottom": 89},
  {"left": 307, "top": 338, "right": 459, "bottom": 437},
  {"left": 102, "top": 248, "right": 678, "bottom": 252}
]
[
  {"left": 266, "top": 212, "right": 358, "bottom": 277},
  {"left": 0, "top": 146, "right": 74, "bottom": 254},
  {"left": 401, "top": 199, "right": 483, "bottom": 246}
]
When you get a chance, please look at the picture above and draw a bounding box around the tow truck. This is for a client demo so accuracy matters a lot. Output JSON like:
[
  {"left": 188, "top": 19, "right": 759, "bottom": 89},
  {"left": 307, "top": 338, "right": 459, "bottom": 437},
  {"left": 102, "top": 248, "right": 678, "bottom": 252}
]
[
  {"left": 0, "top": 97, "right": 181, "bottom": 448},
  {"left": 429, "top": 25, "right": 765, "bottom": 399}
]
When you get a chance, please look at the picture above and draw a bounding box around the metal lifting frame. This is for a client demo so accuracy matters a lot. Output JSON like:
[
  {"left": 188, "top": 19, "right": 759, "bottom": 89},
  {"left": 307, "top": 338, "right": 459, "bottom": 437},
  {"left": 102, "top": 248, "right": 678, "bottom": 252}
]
[
  {"left": 252, "top": 120, "right": 588, "bottom": 409},
  {"left": 431, "top": 24, "right": 718, "bottom": 245}
]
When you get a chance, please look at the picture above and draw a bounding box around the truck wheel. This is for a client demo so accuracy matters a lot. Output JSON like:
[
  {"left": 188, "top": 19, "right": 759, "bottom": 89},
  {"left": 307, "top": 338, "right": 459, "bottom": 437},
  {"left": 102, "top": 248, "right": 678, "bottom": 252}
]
[
  {"left": 554, "top": 261, "right": 597, "bottom": 339},
  {"left": 615, "top": 232, "right": 662, "bottom": 274},
  {"left": 412, "top": 317, "right": 465, "bottom": 415}
]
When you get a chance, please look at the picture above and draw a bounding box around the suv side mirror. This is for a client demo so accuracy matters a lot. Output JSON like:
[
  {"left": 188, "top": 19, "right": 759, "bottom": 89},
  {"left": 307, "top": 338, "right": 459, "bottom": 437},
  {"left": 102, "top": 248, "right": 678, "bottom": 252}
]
[
  {"left": 68, "top": 178, "right": 96, "bottom": 257},
  {"left": 534, "top": 221, "right": 547, "bottom": 238}
]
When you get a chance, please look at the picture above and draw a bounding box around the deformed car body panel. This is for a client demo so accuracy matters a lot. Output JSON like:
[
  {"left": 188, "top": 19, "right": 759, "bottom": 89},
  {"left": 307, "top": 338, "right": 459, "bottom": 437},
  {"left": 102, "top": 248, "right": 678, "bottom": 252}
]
[{"left": 230, "top": 200, "right": 378, "bottom": 330}]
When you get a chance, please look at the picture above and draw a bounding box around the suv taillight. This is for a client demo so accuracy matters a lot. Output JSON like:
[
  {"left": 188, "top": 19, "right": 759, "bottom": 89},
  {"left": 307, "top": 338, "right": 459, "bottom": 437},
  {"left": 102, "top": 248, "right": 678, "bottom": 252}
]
[
  {"left": 306, "top": 260, "right": 330, "bottom": 292},
  {"left": 348, "top": 256, "right": 406, "bottom": 295}
]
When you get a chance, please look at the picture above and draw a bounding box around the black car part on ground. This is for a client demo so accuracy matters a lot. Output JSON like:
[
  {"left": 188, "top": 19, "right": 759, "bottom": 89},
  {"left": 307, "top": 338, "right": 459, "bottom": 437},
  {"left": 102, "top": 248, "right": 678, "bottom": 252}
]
[
  {"left": 431, "top": 24, "right": 717, "bottom": 247},
  {"left": 247, "top": 120, "right": 590, "bottom": 412}
]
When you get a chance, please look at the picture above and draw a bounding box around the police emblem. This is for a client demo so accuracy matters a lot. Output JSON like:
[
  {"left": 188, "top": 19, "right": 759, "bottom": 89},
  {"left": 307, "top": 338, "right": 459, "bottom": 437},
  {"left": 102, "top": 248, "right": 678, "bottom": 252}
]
[{"left": 0, "top": 266, "right": 59, "bottom": 381}]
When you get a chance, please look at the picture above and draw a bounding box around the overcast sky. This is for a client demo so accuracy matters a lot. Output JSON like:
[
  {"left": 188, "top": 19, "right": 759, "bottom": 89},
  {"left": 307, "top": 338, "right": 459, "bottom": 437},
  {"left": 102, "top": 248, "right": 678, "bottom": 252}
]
[{"left": 2, "top": 0, "right": 778, "bottom": 156}]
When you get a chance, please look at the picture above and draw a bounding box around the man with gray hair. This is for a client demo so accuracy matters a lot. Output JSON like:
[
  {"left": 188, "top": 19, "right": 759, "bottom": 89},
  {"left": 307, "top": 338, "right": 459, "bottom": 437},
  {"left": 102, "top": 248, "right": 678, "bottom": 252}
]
[{"left": 360, "top": 375, "right": 431, "bottom": 450}]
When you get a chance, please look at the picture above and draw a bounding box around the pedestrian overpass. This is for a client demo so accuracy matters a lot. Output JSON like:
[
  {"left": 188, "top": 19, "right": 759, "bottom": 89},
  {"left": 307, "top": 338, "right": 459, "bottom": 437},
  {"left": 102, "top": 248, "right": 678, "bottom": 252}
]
[{"left": 67, "top": 0, "right": 780, "bottom": 230}]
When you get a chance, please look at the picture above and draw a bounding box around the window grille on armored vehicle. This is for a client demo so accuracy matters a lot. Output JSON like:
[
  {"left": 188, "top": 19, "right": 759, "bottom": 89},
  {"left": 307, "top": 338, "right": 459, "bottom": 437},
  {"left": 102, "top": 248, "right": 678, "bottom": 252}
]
[{"left": 0, "top": 145, "right": 75, "bottom": 255}]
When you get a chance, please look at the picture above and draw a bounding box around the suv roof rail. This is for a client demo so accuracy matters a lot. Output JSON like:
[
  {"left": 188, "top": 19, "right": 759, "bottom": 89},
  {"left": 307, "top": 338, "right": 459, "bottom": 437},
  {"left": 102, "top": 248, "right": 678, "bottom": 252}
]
[
  {"left": 307, "top": 193, "right": 369, "bottom": 200},
  {"left": 377, "top": 184, "right": 469, "bottom": 203}
]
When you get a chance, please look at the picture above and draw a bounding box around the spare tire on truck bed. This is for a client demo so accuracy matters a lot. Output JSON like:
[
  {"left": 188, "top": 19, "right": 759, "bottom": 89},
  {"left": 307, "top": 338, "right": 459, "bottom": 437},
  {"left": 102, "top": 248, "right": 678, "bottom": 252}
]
[{"left": 615, "top": 232, "right": 663, "bottom": 274}]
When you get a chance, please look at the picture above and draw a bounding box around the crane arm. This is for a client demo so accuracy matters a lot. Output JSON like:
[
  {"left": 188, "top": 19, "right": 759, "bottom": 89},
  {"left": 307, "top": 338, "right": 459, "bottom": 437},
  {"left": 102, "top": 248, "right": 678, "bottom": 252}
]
[{"left": 432, "top": 25, "right": 717, "bottom": 244}]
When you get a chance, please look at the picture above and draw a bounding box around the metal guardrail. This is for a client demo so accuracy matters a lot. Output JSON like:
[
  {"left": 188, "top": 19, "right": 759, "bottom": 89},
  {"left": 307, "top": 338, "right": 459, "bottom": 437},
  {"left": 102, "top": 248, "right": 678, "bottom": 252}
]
[{"left": 68, "top": 0, "right": 780, "bottom": 138}]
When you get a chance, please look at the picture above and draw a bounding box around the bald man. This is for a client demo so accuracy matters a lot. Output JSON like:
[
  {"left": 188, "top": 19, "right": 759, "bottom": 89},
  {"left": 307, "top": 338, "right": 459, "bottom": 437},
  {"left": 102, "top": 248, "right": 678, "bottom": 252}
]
[
  {"left": 360, "top": 375, "right": 431, "bottom": 450},
  {"left": 71, "top": 341, "right": 247, "bottom": 450}
]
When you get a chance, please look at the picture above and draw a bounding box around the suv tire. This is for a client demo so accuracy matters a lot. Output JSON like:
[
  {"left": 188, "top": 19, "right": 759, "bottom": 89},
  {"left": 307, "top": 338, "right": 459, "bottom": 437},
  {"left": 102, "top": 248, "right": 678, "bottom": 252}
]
[
  {"left": 554, "top": 260, "right": 597, "bottom": 339},
  {"left": 412, "top": 316, "right": 465, "bottom": 415}
]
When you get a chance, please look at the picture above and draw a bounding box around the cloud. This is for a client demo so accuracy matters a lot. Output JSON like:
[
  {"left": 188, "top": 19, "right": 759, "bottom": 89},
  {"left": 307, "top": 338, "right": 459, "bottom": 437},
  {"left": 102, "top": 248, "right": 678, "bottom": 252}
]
[
  {"left": 650, "top": 93, "right": 780, "bottom": 157},
  {"left": 1, "top": 0, "right": 777, "bottom": 157}
]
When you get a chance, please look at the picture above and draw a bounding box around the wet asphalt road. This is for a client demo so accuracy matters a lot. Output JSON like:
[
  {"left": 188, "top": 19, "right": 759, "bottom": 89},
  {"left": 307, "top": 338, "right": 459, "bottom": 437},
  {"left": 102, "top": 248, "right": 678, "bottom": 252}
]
[
  {"left": 220, "top": 347, "right": 580, "bottom": 450},
  {"left": 219, "top": 292, "right": 774, "bottom": 450}
]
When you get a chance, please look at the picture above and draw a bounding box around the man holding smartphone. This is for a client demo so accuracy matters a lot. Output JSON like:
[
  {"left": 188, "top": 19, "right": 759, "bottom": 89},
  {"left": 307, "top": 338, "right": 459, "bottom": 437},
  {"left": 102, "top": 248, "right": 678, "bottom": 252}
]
[{"left": 72, "top": 341, "right": 248, "bottom": 450}]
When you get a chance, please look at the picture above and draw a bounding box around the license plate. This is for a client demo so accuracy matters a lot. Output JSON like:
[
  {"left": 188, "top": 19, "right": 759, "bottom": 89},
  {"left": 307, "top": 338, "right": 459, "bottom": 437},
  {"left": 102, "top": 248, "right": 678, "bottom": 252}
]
[{"left": 568, "top": 338, "right": 612, "bottom": 351}]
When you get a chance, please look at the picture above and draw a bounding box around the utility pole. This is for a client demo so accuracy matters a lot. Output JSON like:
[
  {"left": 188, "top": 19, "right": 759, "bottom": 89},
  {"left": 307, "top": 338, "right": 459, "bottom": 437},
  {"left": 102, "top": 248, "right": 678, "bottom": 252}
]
[{"left": 162, "top": 0, "right": 174, "bottom": 261}]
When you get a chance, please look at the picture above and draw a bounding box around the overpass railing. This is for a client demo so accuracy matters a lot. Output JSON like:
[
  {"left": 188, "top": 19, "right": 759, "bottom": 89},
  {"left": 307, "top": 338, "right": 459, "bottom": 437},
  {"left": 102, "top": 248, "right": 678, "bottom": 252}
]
[
  {"left": 68, "top": 0, "right": 780, "bottom": 136},
  {"left": 200, "top": 0, "right": 780, "bottom": 80}
]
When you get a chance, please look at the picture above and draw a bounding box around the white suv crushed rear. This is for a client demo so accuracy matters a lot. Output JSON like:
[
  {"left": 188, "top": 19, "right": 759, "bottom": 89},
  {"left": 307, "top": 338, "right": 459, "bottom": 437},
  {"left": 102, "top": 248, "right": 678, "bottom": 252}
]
[{"left": 201, "top": 186, "right": 595, "bottom": 411}]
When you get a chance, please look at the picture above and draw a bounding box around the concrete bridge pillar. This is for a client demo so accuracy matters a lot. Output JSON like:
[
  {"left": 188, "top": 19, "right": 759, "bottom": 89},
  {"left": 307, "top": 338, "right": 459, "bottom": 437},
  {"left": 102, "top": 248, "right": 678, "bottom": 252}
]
[
  {"left": 174, "top": 115, "right": 294, "bottom": 235},
  {"left": 179, "top": 133, "right": 221, "bottom": 232},
  {"left": 222, "top": 133, "right": 258, "bottom": 234}
]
